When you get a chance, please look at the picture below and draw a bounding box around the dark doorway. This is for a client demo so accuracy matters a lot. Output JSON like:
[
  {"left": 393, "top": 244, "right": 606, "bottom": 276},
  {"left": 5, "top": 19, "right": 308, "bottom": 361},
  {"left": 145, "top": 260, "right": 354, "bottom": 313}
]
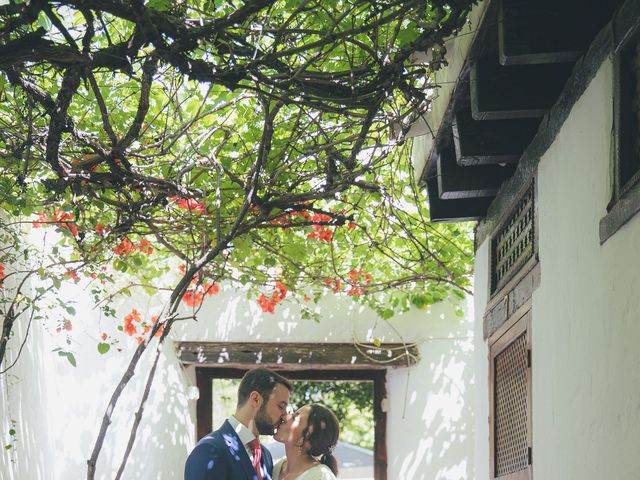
[{"left": 195, "top": 368, "right": 387, "bottom": 480}]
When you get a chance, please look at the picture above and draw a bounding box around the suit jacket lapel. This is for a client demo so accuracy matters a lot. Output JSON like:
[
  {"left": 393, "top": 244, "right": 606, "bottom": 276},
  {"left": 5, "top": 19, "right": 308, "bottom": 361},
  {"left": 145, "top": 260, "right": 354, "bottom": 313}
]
[{"left": 219, "top": 420, "right": 259, "bottom": 480}]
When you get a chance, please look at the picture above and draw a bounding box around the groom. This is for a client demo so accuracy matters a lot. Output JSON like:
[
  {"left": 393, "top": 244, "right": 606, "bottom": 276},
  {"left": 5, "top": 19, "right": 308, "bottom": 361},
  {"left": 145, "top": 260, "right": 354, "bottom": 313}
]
[{"left": 184, "top": 368, "right": 292, "bottom": 480}]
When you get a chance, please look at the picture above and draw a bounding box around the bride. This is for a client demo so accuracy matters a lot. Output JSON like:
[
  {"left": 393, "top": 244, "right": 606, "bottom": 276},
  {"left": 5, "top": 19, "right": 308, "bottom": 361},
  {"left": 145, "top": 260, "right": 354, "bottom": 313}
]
[{"left": 272, "top": 403, "right": 340, "bottom": 480}]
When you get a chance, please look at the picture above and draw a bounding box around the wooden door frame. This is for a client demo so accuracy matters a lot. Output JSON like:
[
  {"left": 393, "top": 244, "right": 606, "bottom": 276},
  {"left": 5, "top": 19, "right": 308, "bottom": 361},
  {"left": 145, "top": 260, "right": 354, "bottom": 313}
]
[{"left": 195, "top": 366, "right": 388, "bottom": 480}]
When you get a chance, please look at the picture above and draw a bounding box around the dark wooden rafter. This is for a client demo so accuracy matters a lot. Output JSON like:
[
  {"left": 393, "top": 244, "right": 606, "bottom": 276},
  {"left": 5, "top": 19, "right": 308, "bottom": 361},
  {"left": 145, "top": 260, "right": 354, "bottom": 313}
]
[
  {"left": 421, "top": 0, "right": 627, "bottom": 223},
  {"left": 452, "top": 106, "right": 541, "bottom": 165},
  {"left": 470, "top": 58, "right": 575, "bottom": 120},
  {"left": 176, "top": 341, "right": 419, "bottom": 370},
  {"left": 426, "top": 171, "right": 493, "bottom": 222},
  {"left": 436, "top": 141, "right": 515, "bottom": 199},
  {"left": 497, "top": 0, "right": 619, "bottom": 66}
]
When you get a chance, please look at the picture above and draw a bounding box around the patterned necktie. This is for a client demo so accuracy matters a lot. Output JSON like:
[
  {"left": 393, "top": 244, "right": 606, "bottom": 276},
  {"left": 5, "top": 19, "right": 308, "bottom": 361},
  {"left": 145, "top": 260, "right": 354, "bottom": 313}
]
[{"left": 248, "top": 438, "right": 262, "bottom": 480}]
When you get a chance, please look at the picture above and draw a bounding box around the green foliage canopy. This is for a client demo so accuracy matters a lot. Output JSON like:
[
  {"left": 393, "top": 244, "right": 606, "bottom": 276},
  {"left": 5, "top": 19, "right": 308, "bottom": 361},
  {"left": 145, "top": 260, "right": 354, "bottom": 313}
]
[
  {"left": 0, "top": 0, "right": 475, "bottom": 323},
  {"left": 0, "top": 0, "right": 477, "bottom": 476}
]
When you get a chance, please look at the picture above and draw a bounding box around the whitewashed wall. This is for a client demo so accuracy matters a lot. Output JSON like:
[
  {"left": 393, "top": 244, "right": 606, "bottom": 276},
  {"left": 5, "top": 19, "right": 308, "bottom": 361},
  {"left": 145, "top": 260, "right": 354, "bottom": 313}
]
[
  {"left": 173, "top": 289, "right": 477, "bottom": 480},
  {"left": 1, "top": 266, "right": 476, "bottom": 479},
  {"left": 474, "top": 58, "right": 640, "bottom": 479}
]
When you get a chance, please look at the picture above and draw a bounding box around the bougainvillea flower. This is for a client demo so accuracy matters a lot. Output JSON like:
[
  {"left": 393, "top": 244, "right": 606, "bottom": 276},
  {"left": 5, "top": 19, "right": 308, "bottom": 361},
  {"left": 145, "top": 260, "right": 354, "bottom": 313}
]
[
  {"left": 32, "top": 210, "right": 79, "bottom": 237},
  {"left": 138, "top": 239, "right": 153, "bottom": 255},
  {"left": 123, "top": 308, "right": 142, "bottom": 336},
  {"left": 95, "top": 223, "right": 110, "bottom": 237},
  {"left": 64, "top": 269, "right": 80, "bottom": 282},
  {"left": 172, "top": 197, "right": 206, "bottom": 214},
  {"left": 257, "top": 293, "right": 276, "bottom": 313},
  {"left": 113, "top": 238, "right": 136, "bottom": 255}
]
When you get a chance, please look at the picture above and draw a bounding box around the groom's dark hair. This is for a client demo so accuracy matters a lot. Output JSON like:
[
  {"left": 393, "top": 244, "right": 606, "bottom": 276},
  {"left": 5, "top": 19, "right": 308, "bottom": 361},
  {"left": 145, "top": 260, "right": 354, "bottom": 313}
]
[{"left": 237, "top": 368, "right": 292, "bottom": 407}]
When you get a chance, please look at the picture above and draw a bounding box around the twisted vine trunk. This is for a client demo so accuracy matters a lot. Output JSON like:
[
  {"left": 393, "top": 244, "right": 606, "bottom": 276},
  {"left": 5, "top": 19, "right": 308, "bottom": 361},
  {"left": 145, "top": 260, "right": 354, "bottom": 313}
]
[
  {"left": 86, "top": 100, "right": 280, "bottom": 479},
  {"left": 0, "top": 304, "right": 15, "bottom": 370}
]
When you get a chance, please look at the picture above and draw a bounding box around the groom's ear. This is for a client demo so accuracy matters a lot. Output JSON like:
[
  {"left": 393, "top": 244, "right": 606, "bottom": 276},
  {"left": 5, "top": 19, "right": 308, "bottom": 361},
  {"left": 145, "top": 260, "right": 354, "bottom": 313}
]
[{"left": 249, "top": 390, "right": 263, "bottom": 408}]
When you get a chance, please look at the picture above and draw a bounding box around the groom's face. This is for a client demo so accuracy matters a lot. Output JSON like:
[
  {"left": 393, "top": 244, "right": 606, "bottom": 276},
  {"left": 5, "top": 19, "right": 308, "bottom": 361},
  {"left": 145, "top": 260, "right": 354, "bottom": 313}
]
[{"left": 254, "top": 383, "right": 290, "bottom": 435}]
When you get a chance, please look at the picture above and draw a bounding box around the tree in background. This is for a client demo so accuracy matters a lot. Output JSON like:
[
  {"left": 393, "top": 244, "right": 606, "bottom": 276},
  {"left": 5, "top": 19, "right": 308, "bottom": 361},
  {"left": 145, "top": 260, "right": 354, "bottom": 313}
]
[
  {"left": 0, "top": 0, "right": 477, "bottom": 477},
  {"left": 291, "top": 380, "right": 374, "bottom": 449}
]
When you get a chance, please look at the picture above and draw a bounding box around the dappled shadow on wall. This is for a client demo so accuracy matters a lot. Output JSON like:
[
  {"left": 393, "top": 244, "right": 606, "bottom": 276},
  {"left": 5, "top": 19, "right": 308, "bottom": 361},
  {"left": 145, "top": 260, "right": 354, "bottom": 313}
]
[
  {"left": 107, "top": 350, "right": 193, "bottom": 479},
  {"left": 391, "top": 337, "right": 474, "bottom": 480},
  {"left": 172, "top": 286, "right": 390, "bottom": 344},
  {"left": 1, "top": 310, "right": 56, "bottom": 480}
]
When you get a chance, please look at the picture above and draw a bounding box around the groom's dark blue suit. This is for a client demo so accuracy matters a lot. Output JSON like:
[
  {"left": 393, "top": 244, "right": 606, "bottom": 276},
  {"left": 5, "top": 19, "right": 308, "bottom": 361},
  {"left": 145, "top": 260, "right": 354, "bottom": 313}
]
[{"left": 184, "top": 420, "right": 273, "bottom": 480}]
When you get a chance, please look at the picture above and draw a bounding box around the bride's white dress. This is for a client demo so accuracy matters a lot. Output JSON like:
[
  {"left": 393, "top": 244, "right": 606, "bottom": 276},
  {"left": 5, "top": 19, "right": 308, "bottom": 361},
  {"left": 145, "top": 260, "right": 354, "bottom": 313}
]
[{"left": 272, "top": 458, "right": 337, "bottom": 480}]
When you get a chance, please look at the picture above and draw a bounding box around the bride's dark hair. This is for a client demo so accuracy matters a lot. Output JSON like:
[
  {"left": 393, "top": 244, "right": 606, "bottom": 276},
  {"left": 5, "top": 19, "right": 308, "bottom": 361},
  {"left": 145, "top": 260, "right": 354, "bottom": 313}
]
[{"left": 302, "top": 403, "right": 340, "bottom": 476}]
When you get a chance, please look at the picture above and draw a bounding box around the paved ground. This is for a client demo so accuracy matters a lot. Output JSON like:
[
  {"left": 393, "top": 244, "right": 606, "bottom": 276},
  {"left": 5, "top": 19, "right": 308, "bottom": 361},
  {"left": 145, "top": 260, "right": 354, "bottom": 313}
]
[{"left": 264, "top": 440, "right": 374, "bottom": 479}]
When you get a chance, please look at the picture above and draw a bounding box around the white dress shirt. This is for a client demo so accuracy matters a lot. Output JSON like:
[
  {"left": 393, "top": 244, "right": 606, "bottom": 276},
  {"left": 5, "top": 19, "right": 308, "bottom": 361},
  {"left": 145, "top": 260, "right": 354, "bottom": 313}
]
[{"left": 227, "top": 415, "right": 259, "bottom": 460}]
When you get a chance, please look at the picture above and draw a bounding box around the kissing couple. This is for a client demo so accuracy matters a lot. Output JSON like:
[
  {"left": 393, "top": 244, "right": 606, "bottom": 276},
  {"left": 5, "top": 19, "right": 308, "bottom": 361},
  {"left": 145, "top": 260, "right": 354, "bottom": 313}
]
[{"left": 184, "top": 368, "right": 339, "bottom": 480}]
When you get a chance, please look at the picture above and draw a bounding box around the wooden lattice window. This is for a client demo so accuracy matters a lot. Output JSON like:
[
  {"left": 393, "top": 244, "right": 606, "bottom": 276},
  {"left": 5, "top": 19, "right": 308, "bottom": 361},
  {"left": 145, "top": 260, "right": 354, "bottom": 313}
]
[
  {"left": 601, "top": 23, "right": 640, "bottom": 243},
  {"left": 489, "top": 311, "right": 532, "bottom": 480},
  {"left": 491, "top": 183, "right": 535, "bottom": 294},
  {"left": 616, "top": 28, "right": 640, "bottom": 196}
]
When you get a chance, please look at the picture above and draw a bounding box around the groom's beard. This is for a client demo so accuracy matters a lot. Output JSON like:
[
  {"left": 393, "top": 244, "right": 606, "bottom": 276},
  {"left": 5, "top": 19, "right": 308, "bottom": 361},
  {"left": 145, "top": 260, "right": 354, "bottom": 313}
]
[{"left": 255, "top": 404, "right": 277, "bottom": 435}]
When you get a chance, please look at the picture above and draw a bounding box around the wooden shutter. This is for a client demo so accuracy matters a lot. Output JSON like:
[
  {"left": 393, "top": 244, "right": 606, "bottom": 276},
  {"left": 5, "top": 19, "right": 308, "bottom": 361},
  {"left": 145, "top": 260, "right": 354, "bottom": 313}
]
[{"left": 489, "top": 311, "right": 532, "bottom": 480}]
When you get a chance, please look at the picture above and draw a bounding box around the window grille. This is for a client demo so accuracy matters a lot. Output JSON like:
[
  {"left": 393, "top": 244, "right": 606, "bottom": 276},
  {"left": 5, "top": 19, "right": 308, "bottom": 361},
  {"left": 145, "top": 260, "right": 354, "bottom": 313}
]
[{"left": 491, "top": 183, "right": 535, "bottom": 294}]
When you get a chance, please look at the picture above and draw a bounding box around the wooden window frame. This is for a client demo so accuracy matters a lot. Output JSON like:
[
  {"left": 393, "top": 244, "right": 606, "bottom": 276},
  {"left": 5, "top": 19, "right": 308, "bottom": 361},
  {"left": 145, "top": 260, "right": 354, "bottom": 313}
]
[
  {"left": 488, "top": 308, "right": 532, "bottom": 480},
  {"left": 195, "top": 367, "right": 388, "bottom": 480},
  {"left": 489, "top": 181, "right": 538, "bottom": 302},
  {"left": 601, "top": 22, "right": 640, "bottom": 243}
]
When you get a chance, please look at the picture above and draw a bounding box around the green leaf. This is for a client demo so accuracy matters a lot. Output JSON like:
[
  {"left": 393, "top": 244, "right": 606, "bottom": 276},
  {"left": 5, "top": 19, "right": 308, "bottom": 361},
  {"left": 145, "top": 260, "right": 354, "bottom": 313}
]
[
  {"left": 147, "top": 0, "right": 171, "bottom": 11},
  {"left": 452, "top": 289, "right": 465, "bottom": 299},
  {"left": 143, "top": 285, "right": 156, "bottom": 296},
  {"left": 36, "top": 11, "right": 52, "bottom": 30},
  {"left": 65, "top": 306, "right": 76, "bottom": 315},
  {"left": 113, "top": 259, "right": 128, "bottom": 272},
  {"left": 380, "top": 308, "right": 394, "bottom": 320},
  {"left": 57, "top": 351, "right": 77, "bottom": 367},
  {"left": 97, "top": 343, "right": 111, "bottom": 354}
]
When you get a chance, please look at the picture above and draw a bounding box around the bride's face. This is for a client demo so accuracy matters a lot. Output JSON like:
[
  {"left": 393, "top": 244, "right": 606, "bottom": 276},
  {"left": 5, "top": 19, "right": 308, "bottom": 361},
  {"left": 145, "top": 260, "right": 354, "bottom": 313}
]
[{"left": 274, "top": 405, "right": 312, "bottom": 446}]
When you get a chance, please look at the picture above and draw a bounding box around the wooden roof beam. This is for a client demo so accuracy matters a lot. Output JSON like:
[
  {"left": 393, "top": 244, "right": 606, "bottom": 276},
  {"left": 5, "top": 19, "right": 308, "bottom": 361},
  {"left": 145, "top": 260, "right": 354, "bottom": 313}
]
[
  {"left": 471, "top": 57, "right": 574, "bottom": 120},
  {"left": 436, "top": 143, "right": 515, "bottom": 200},
  {"left": 176, "top": 341, "right": 420, "bottom": 370},
  {"left": 452, "top": 105, "right": 540, "bottom": 166}
]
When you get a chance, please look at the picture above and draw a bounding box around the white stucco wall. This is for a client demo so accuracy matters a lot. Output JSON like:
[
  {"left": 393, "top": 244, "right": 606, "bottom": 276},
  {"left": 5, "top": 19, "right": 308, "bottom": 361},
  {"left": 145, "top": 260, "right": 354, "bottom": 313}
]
[
  {"left": 534, "top": 57, "right": 640, "bottom": 479},
  {"left": 0, "top": 273, "right": 57, "bottom": 480},
  {"left": 472, "top": 242, "right": 490, "bottom": 480},
  {"left": 474, "top": 58, "right": 640, "bottom": 479},
  {"left": 173, "top": 289, "right": 477, "bottom": 480},
  {"left": 1, "top": 266, "right": 476, "bottom": 479},
  {"left": 1, "top": 271, "right": 194, "bottom": 480}
]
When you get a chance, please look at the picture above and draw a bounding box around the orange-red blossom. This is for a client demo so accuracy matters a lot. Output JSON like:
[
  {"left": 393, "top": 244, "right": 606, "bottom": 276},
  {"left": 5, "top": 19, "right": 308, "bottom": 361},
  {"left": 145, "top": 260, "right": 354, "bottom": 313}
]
[
  {"left": 182, "top": 282, "right": 220, "bottom": 308},
  {"left": 257, "top": 281, "right": 288, "bottom": 313},
  {"left": 121, "top": 309, "right": 165, "bottom": 344},
  {"left": 113, "top": 238, "right": 153, "bottom": 256},
  {"left": 169, "top": 196, "right": 206, "bottom": 214},
  {"left": 32, "top": 210, "right": 79, "bottom": 237},
  {"left": 323, "top": 269, "right": 372, "bottom": 297}
]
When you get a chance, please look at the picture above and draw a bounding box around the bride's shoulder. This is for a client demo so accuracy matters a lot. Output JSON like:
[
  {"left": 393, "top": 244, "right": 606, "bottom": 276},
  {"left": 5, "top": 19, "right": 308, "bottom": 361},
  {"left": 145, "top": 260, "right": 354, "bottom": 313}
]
[
  {"left": 306, "top": 464, "right": 337, "bottom": 480},
  {"left": 272, "top": 457, "right": 287, "bottom": 479}
]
